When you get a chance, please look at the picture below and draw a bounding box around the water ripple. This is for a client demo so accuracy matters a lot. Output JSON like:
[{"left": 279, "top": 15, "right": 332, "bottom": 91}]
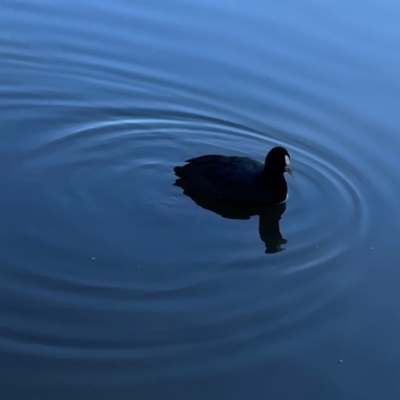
[{"left": 2, "top": 0, "right": 400, "bottom": 391}]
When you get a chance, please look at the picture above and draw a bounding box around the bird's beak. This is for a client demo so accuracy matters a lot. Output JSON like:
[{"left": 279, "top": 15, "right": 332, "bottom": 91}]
[{"left": 285, "top": 166, "right": 294, "bottom": 176}]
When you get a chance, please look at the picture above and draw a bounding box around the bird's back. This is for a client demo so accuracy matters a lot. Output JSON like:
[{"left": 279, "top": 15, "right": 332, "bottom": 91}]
[{"left": 174, "top": 155, "right": 278, "bottom": 204}]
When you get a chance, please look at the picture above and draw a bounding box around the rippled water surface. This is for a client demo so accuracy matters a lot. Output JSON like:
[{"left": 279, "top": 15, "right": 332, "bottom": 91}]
[{"left": 1, "top": 0, "right": 400, "bottom": 399}]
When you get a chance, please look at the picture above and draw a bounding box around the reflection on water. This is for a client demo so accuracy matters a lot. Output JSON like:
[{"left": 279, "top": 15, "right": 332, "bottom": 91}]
[{"left": 175, "top": 178, "right": 287, "bottom": 254}]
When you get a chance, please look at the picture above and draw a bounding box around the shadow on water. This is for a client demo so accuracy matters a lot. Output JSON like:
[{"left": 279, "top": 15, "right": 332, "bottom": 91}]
[{"left": 174, "top": 178, "right": 287, "bottom": 254}]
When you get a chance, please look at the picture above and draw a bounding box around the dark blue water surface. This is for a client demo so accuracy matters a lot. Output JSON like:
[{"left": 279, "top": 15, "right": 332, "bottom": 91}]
[{"left": 1, "top": 0, "right": 400, "bottom": 399}]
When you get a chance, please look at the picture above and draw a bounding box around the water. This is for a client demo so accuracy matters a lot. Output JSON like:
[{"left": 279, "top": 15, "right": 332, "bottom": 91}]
[{"left": 1, "top": 0, "right": 400, "bottom": 399}]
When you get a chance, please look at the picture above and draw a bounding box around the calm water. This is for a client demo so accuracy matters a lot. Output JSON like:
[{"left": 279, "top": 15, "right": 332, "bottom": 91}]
[{"left": 1, "top": 0, "right": 400, "bottom": 399}]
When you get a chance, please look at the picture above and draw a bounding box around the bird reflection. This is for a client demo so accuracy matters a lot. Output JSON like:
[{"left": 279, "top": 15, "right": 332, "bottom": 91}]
[{"left": 174, "top": 179, "right": 287, "bottom": 254}]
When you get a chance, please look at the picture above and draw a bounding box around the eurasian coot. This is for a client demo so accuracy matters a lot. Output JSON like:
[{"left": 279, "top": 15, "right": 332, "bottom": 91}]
[{"left": 174, "top": 146, "right": 293, "bottom": 206}]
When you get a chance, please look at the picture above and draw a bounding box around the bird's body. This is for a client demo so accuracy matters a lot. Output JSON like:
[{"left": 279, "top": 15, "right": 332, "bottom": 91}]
[{"left": 174, "top": 146, "right": 293, "bottom": 206}]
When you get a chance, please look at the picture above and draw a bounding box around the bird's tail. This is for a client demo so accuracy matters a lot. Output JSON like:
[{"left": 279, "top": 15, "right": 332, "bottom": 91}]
[{"left": 173, "top": 166, "right": 183, "bottom": 177}]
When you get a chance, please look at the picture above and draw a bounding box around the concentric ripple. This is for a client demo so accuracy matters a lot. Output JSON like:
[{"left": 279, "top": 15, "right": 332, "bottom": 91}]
[
  {"left": 14, "top": 109, "right": 376, "bottom": 279},
  {"left": 3, "top": 0, "right": 400, "bottom": 396},
  {"left": 20, "top": 110, "right": 371, "bottom": 276},
  {"left": 0, "top": 109, "right": 378, "bottom": 381}
]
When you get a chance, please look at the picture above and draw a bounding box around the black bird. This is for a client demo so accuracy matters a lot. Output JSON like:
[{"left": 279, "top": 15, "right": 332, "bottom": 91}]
[{"left": 174, "top": 146, "right": 293, "bottom": 206}]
